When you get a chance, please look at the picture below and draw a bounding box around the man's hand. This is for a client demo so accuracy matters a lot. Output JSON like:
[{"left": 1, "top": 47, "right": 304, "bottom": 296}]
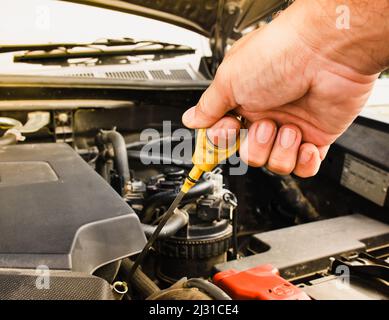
[{"left": 182, "top": 0, "right": 389, "bottom": 177}]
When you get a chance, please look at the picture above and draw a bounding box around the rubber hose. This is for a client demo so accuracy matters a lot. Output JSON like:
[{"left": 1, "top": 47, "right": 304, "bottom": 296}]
[
  {"left": 184, "top": 278, "right": 232, "bottom": 300},
  {"left": 142, "top": 180, "right": 214, "bottom": 223},
  {"left": 127, "top": 150, "right": 192, "bottom": 168},
  {"left": 142, "top": 209, "right": 189, "bottom": 239},
  {"left": 98, "top": 130, "right": 130, "bottom": 182},
  {"left": 126, "top": 135, "right": 187, "bottom": 150},
  {"left": 120, "top": 259, "right": 160, "bottom": 299},
  {"left": 0, "top": 133, "right": 17, "bottom": 147},
  {"left": 278, "top": 175, "right": 320, "bottom": 222},
  {"left": 126, "top": 135, "right": 194, "bottom": 168}
]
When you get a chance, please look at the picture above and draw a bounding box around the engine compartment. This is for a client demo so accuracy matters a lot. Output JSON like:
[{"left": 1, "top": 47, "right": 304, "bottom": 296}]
[{"left": 0, "top": 99, "right": 388, "bottom": 300}]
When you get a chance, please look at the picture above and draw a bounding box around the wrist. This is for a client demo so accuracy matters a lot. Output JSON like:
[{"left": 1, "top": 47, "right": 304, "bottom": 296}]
[{"left": 286, "top": 0, "right": 389, "bottom": 75}]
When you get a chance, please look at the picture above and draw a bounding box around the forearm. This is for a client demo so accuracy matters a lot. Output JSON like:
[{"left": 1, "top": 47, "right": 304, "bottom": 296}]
[{"left": 285, "top": 0, "right": 389, "bottom": 75}]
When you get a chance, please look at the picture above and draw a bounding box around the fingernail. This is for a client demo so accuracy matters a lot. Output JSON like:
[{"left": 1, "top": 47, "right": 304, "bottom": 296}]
[
  {"left": 207, "top": 128, "right": 220, "bottom": 146},
  {"left": 207, "top": 127, "right": 235, "bottom": 147},
  {"left": 182, "top": 107, "right": 195, "bottom": 125},
  {"left": 280, "top": 127, "right": 297, "bottom": 149},
  {"left": 256, "top": 121, "right": 274, "bottom": 144},
  {"left": 299, "top": 150, "right": 313, "bottom": 164}
]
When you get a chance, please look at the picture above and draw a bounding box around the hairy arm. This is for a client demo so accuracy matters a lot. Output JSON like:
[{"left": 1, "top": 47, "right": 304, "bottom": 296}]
[
  {"left": 290, "top": 0, "right": 389, "bottom": 74},
  {"left": 182, "top": 0, "right": 389, "bottom": 177}
]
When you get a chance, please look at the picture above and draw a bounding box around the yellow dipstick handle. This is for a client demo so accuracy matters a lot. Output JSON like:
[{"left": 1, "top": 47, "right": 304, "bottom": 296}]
[{"left": 181, "top": 127, "right": 241, "bottom": 193}]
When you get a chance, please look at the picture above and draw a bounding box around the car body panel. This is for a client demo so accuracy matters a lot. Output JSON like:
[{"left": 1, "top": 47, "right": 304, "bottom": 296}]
[{"left": 62, "top": 0, "right": 285, "bottom": 37}]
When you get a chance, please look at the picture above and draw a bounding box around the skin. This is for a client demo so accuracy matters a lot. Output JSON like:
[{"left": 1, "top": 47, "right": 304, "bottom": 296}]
[{"left": 182, "top": 0, "right": 389, "bottom": 177}]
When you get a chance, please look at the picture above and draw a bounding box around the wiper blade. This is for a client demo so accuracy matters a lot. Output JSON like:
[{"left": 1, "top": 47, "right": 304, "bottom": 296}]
[
  {"left": 13, "top": 45, "right": 195, "bottom": 63},
  {"left": 0, "top": 38, "right": 181, "bottom": 54}
]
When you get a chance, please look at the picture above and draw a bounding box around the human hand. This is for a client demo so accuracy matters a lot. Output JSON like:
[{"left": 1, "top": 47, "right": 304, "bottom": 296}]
[{"left": 182, "top": 0, "right": 388, "bottom": 177}]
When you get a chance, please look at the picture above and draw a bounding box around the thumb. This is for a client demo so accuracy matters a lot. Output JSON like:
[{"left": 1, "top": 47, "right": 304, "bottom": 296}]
[{"left": 182, "top": 66, "right": 236, "bottom": 128}]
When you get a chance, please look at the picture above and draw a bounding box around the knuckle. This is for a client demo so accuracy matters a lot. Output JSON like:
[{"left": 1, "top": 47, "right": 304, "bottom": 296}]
[
  {"left": 294, "top": 160, "right": 321, "bottom": 178},
  {"left": 267, "top": 158, "right": 294, "bottom": 175},
  {"left": 248, "top": 155, "right": 267, "bottom": 168},
  {"left": 197, "top": 93, "right": 217, "bottom": 120},
  {"left": 293, "top": 169, "right": 314, "bottom": 178},
  {"left": 214, "top": 62, "right": 230, "bottom": 82},
  {"left": 197, "top": 93, "right": 207, "bottom": 112},
  {"left": 214, "top": 63, "right": 233, "bottom": 95}
]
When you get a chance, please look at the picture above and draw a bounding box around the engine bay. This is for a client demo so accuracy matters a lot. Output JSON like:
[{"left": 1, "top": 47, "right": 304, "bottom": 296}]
[{"left": 0, "top": 99, "right": 388, "bottom": 300}]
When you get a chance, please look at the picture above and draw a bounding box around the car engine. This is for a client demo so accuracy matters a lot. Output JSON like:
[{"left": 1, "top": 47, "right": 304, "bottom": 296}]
[{"left": 0, "top": 101, "right": 388, "bottom": 300}]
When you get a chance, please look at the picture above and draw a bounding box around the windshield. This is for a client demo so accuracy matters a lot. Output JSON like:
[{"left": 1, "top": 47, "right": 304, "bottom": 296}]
[{"left": 0, "top": 0, "right": 211, "bottom": 75}]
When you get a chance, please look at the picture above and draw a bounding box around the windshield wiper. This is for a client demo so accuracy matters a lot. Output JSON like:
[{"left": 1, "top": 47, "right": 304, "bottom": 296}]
[
  {"left": 0, "top": 38, "right": 188, "bottom": 53},
  {"left": 0, "top": 38, "right": 195, "bottom": 63},
  {"left": 13, "top": 45, "right": 195, "bottom": 63}
]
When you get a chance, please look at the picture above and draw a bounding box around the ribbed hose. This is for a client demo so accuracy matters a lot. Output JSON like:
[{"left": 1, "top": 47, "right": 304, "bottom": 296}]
[
  {"left": 184, "top": 278, "right": 232, "bottom": 300},
  {"left": 278, "top": 175, "right": 320, "bottom": 222},
  {"left": 120, "top": 259, "right": 160, "bottom": 299},
  {"left": 97, "top": 130, "right": 130, "bottom": 182}
]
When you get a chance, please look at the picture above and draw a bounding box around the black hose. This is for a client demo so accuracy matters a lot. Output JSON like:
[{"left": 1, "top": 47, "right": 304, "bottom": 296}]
[
  {"left": 96, "top": 130, "right": 130, "bottom": 182},
  {"left": 126, "top": 135, "right": 194, "bottom": 168},
  {"left": 0, "top": 133, "right": 17, "bottom": 147},
  {"left": 184, "top": 278, "right": 232, "bottom": 300},
  {"left": 142, "top": 180, "right": 214, "bottom": 223},
  {"left": 142, "top": 209, "right": 189, "bottom": 239},
  {"left": 120, "top": 259, "right": 160, "bottom": 299},
  {"left": 262, "top": 169, "right": 320, "bottom": 223},
  {"left": 127, "top": 150, "right": 192, "bottom": 168},
  {"left": 126, "top": 135, "right": 189, "bottom": 150},
  {"left": 278, "top": 175, "right": 321, "bottom": 222}
]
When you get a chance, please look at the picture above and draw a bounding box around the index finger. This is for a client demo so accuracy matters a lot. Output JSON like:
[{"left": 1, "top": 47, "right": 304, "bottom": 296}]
[{"left": 182, "top": 65, "right": 237, "bottom": 128}]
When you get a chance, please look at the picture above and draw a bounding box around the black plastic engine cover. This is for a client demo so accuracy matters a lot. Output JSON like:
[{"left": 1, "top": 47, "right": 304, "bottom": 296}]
[{"left": 0, "top": 143, "right": 146, "bottom": 273}]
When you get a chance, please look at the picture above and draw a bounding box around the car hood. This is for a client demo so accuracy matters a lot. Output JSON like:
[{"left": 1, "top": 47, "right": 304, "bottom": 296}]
[{"left": 62, "top": 0, "right": 285, "bottom": 37}]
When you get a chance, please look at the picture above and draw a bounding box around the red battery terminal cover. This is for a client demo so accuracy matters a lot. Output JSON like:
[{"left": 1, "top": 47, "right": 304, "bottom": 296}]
[{"left": 213, "top": 264, "right": 310, "bottom": 300}]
